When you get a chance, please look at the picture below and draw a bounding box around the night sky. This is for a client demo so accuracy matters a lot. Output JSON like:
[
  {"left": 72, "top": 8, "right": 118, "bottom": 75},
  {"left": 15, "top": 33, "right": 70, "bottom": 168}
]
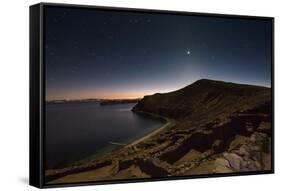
[{"left": 45, "top": 7, "right": 272, "bottom": 101}]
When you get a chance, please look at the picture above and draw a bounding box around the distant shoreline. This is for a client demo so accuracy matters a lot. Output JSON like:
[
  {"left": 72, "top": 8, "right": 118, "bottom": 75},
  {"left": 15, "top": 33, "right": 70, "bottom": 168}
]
[{"left": 46, "top": 98, "right": 141, "bottom": 105}]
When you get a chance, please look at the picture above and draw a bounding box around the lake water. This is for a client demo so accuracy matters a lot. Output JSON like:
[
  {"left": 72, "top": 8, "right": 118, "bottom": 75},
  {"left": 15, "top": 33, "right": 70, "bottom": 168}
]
[{"left": 45, "top": 102, "right": 165, "bottom": 169}]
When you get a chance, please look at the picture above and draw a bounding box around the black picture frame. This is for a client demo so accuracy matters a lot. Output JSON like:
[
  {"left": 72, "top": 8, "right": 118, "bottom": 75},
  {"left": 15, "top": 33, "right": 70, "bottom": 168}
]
[{"left": 30, "top": 2, "right": 274, "bottom": 188}]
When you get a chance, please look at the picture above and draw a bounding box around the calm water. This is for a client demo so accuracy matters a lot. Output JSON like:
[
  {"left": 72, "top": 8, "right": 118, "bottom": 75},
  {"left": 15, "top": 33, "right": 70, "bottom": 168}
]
[{"left": 45, "top": 102, "right": 165, "bottom": 169}]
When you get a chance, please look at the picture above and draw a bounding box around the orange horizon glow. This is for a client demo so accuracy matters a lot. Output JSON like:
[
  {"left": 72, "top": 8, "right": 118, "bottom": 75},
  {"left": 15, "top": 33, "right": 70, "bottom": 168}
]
[
  {"left": 46, "top": 91, "right": 155, "bottom": 102},
  {"left": 46, "top": 82, "right": 188, "bottom": 102}
]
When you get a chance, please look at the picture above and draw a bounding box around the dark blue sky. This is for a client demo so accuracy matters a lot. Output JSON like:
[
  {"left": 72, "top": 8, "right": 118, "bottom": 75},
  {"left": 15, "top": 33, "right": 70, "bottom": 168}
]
[{"left": 45, "top": 7, "right": 272, "bottom": 101}]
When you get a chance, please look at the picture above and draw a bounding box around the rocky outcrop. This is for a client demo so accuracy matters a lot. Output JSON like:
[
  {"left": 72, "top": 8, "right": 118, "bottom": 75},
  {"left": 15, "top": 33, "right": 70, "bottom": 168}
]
[
  {"left": 158, "top": 107, "right": 270, "bottom": 164},
  {"left": 214, "top": 132, "right": 271, "bottom": 173}
]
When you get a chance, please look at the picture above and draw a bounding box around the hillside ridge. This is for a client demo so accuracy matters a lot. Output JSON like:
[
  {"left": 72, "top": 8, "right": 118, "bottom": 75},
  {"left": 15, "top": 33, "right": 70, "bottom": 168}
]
[{"left": 133, "top": 79, "right": 271, "bottom": 122}]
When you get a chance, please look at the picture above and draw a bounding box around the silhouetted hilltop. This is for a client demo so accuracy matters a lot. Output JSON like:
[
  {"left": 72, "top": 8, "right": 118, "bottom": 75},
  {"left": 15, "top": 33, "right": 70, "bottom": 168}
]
[{"left": 133, "top": 79, "right": 271, "bottom": 122}]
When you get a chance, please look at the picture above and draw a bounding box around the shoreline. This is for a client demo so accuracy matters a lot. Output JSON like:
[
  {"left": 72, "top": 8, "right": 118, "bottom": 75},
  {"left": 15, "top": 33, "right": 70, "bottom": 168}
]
[
  {"left": 77, "top": 110, "right": 174, "bottom": 162},
  {"left": 125, "top": 110, "right": 174, "bottom": 148}
]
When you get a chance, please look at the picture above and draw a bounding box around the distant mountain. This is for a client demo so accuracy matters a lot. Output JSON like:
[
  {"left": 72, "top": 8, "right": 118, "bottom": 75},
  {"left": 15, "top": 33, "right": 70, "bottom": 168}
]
[
  {"left": 46, "top": 98, "right": 102, "bottom": 104},
  {"left": 100, "top": 98, "right": 141, "bottom": 106},
  {"left": 133, "top": 79, "right": 271, "bottom": 123}
]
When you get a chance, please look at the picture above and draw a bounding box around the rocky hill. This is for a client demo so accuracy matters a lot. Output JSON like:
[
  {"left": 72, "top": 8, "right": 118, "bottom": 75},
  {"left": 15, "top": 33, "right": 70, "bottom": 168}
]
[{"left": 133, "top": 79, "right": 270, "bottom": 121}]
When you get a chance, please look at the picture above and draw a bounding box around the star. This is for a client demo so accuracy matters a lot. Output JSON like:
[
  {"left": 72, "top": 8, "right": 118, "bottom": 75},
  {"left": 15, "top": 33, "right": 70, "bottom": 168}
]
[{"left": 186, "top": 48, "right": 191, "bottom": 55}]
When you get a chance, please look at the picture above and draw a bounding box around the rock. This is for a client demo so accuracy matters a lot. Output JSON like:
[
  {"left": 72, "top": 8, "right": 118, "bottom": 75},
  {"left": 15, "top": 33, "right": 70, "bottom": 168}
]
[
  {"left": 250, "top": 132, "right": 268, "bottom": 143},
  {"left": 246, "top": 122, "right": 254, "bottom": 132},
  {"left": 220, "top": 131, "right": 270, "bottom": 172},
  {"left": 247, "top": 161, "right": 262, "bottom": 171},
  {"left": 215, "top": 158, "right": 231, "bottom": 168},
  {"left": 223, "top": 153, "right": 243, "bottom": 171},
  {"left": 249, "top": 132, "right": 269, "bottom": 153},
  {"left": 254, "top": 161, "right": 262, "bottom": 169},
  {"left": 213, "top": 158, "right": 233, "bottom": 173},
  {"left": 214, "top": 165, "right": 233, "bottom": 173},
  {"left": 234, "top": 145, "right": 249, "bottom": 157},
  {"left": 212, "top": 139, "right": 224, "bottom": 153},
  {"left": 257, "top": 122, "right": 271, "bottom": 135}
]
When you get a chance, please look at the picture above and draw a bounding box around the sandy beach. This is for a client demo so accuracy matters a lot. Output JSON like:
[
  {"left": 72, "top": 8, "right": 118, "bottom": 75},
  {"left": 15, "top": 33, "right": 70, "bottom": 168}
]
[{"left": 126, "top": 112, "right": 175, "bottom": 148}]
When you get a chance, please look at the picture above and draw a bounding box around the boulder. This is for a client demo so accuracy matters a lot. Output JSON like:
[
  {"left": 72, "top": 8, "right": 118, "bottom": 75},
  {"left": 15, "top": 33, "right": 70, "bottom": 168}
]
[
  {"left": 213, "top": 158, "right": 233, "bottom": 173},
  {"left": 223, "top": 153, "right": 243, "bottom": 171}
]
